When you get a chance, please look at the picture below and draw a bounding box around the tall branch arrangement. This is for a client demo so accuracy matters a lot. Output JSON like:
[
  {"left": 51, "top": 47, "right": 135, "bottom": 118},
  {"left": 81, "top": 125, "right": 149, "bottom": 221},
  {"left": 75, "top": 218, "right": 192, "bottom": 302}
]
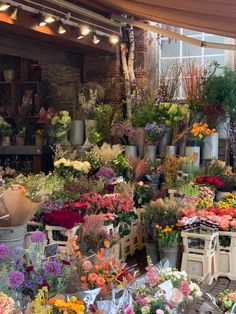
[{"left": 120, "top": 25, "right": 136, "bottom": 120}]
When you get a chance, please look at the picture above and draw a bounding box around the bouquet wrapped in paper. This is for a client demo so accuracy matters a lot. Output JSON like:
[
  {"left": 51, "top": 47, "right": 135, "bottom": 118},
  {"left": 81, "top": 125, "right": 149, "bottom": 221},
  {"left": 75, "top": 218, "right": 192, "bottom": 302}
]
[{"left": 0, "top": 185, "right": 44, "bottom": 227}]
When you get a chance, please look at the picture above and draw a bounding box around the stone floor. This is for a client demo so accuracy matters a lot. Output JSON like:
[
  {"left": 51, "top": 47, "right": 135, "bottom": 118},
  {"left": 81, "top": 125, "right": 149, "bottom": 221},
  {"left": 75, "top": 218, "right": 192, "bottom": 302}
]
[{"left": 127, "top": 249, "right": 236, "bottom": 313}]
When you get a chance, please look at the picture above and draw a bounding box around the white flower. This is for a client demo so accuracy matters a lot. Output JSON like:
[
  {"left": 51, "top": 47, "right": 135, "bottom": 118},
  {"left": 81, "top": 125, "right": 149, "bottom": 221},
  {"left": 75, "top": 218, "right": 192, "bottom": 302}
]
[{"left": 141, "top": 305, "right": 150, "bottom": 314}]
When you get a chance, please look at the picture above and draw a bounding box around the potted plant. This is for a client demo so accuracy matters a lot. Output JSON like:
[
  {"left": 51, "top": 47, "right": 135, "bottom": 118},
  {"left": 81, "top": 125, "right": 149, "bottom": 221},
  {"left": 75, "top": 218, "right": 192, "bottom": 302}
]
[
  {"left": 35, "top": 129, "right": 47, "bottom": 145},
  {"left": 16, "top": 129, "right": 25, "bottom": 145},
  {"left": 79, "top": 82, "right": 104, "bottom": 149},
  {"left": 144, "top": 122, "right": 165, "bottom": 160},
  {"left": 131, "top": 99, "right": 158, "bottom": 156},
  {"left": 144, "top": 197, "right": 182, "bottom": 266},
  {"left": 47, "top": 111, "right": 72, "bottom": 145},
  {"left": 156, "top": 102, "right": 189, "bottom": 157},
  {"left": 0, "top": 116, "right": 12, "bottom": 146},
  {"left": 69, "top": 84, "right": 85, "bottom": 145},
  {"left": 111, "top": 122, "right": 141, "bottom": 158}
]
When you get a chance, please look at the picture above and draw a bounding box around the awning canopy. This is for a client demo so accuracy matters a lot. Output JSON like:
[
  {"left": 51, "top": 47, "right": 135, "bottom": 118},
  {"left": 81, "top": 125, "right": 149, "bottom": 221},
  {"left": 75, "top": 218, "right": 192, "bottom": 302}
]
[{"left": 92, "top": 0, "right": 236, "bottom": 38}]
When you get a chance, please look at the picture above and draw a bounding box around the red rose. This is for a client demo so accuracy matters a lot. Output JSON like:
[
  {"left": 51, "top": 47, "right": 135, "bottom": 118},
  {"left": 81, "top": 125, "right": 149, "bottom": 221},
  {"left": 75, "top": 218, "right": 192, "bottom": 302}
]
[
  {"left": 196, "top": 177, "right": 203, "bottom": 184},
  {"left": 206, "top": 177, "right": 214, "bottom": 185}
]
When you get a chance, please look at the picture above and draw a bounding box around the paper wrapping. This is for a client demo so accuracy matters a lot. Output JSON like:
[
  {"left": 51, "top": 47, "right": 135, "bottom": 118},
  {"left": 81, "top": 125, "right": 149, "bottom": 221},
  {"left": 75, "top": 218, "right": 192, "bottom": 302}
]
[{"left": 0, "top": 188, "right": 44, "bottom": 227}]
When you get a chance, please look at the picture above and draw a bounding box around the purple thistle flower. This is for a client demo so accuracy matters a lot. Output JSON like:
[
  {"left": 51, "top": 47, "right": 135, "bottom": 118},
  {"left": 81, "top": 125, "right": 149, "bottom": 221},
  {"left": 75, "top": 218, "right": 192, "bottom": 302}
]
[
  {"left": 96, "top": 167, "right": 115, "bottom": 180},
  {"left": 0, "top": 244, "right": 10, "bottom": 259},
  {"left": 30, "top": 231, "right": 46, "bottom": 243},
  {"left": 44, "top": 260, "right": 62, "bottom": 277},
  {"left": 7, "top": 270, "right": 25, "bottom": 289}
]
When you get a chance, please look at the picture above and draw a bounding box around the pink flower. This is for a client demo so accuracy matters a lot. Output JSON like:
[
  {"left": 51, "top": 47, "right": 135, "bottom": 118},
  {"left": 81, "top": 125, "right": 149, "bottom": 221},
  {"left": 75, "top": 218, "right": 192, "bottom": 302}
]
[
  {"left": 156, "top": 310, "right": 164, "bottom": 314},
  {"left": 125, "top": 306, "right": 134, "bottom": 314},
  {"left": 220, "top": 219, "right": 230, "bottom": 231},
  {"left": 171, "top": 288, "right": 184, "bottom": 305},
  {"left": 180, "top": 281, "right": 191, "bottom": 296}
]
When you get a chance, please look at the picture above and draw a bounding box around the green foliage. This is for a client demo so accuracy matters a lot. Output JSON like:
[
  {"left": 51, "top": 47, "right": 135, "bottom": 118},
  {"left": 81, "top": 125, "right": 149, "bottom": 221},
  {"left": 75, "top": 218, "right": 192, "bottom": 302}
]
[
  {"left": 110, "top": 154, "right": 129, "bottom": 175},
  {"left": 179, "top": 183, "right": 199, "bottom": 197},
  {"left": 88, "top": 128, "right": 102, "bottom": 145},
  {"left": 156, "top": 102, "right": 189, "bottom": 126},
  {"left": 131, "top": 100, "right": 158, "bottom": 127},
  {"left": 134, "top": 184, "right": 152, "bottom": 207},
  {"left": 81, "top": 151, "right": 102, "bottom": 172},
  {"left": 94, "top": 104, "right": 113, "bottom": 141},
  {"left": 203, "top": 62, "right": 236, "bottom": 117}
]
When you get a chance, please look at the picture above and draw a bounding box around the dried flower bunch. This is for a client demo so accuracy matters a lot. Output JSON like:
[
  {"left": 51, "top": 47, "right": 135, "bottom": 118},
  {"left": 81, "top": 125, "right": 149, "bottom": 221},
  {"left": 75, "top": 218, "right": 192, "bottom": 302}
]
[
  {"left": 111, "top": 122, "right": 142, "bottom": 145},
  {"left": 163, "top": 156, "right": 179, "bottom": 188},
  {"left": 92, "top": 143, "right": 124, "bottom": 164}
]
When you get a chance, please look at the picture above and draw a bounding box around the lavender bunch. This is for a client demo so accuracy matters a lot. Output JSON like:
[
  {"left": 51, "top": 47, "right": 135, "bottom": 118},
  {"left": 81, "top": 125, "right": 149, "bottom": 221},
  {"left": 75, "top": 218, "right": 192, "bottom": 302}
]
[{"left": 144, "top": 123, "right": 166, "bottom": 144}]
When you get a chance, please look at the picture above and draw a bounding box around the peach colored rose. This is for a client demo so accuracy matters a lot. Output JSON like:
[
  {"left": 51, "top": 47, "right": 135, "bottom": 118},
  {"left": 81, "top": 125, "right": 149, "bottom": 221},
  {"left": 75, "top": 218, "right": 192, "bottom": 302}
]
[
  {"left": 228, "top": 292, "right": 236, "bottom": 302},
  {"left": 104, "top": 240, "right": 110, "bottom": 249},
  {"left": 230, "top": 220, "right": 236, "bottom": 228},
  {"left": 171, "top": 288, "right": 184, "bottom": 305},
  {"left": 80, "top": 276, "right": 87, "bottom": 283},
  {"left": 82, "top": 260, "right": 93, "bottom": 272},
  {"left": 88, "top": 273, "right": 98, "bottom": 283},
  {"left": 96, "top": 276, "right": 105, "bottom": 287},
  {"left": 220, "top": 219, "right": 229, "bottom": 231}
]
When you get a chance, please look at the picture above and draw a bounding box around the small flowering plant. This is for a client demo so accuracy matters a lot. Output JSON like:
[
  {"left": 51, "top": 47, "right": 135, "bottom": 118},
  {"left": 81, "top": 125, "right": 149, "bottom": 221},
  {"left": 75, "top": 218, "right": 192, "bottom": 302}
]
[
  {"left": 54, "top": 158, "right": 91, "bottom": 177},
  {"left": 155, "top": 224, "right": 180, "bottom": 248},
  {"left": 144, "top": 122, "right": 166, "bottom": 144},
  {"left": 110, "top": 122, "right": 141, "bottom": 145},
  {"left": 48, "top": 110, "right": 71, "bottom": 141},
  {"left": 191, "top": 122, "right": 216, "bottom": 145},
  {"left": 0, "top": 116, "right": 12, "bottom": 136}
]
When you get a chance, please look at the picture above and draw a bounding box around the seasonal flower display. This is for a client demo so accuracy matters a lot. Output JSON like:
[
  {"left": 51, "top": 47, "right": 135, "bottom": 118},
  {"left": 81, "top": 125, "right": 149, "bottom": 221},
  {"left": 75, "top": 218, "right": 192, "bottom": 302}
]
[
  {"left": 130, "top": 261, "right": 202, "bottom": 314},
  {"left": 191, "top": 122, "right": 216, "bottom": 142},
  {"left": 48, "top": 296, "right": 85, "bottom": 313},
  {"left": 144, "top": 122, "right": 166, "bottom": 144},
  {"left": 111, "top": 122, "right": 142, "bottom": 145},
  {"left": 196, "top": 175, "right": 223, "bottom": 189},
  {"left": 155, "top": 224, "right": 180, "bottom": 247},
  {"left": 54, "top": 158, "right": 91, "bottom": 176}
]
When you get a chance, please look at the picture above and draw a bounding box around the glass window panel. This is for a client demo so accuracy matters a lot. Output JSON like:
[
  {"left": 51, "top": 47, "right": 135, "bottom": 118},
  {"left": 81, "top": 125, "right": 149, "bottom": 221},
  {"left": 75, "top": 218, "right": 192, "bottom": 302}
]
[
  {"left": 182, "top": 42, "right": 202, "bottom": 57},
  {"left": 183, "top": 28, "right": 201, "bottom": 36},
  {"left": 160, "top": 59, "right": 180, "bottom": 73},
  {"left": 161, "top": 40, "right": 180, "bottom": 58},
  {"left": 204, "top": 35, "right": 225, "bottom": 43},
  {"left": 204, "top": 56, "right": 225, "bottom": 72}
]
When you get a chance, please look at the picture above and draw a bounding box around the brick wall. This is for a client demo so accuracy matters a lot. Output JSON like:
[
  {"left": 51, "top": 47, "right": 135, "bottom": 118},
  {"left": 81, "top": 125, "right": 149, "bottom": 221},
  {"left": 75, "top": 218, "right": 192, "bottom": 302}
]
[{"left": 40, "top": 60, "right": 81, "bottom": 114}]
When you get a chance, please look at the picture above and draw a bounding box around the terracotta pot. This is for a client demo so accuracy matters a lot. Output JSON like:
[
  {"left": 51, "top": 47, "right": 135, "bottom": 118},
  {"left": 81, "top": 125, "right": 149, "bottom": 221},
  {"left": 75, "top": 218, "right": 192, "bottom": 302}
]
[
  {"left": 35, "top": 136, "right": 43, "bottom": 145},
  {"left": 16, "top": 136, "right": 24, "bottom": 145},
  {"left": 2, "top": 136, "right": 10, "bottom": 146}
]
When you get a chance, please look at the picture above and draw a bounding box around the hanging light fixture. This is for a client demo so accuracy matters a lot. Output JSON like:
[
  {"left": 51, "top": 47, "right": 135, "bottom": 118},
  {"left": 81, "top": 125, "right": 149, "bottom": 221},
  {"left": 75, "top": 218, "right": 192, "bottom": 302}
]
[
  {"left": 44, "top": 15, "right": 55, "bottom": 24},
  {"left": 77, "top": 27, "right": 84, "bottom": 40},
  {"left": 9, "top": 6, "right": 20, "bottom": 21},
  {"left": 109, "top": 35, "right": 119, "bottom": 45},
  {"left": 58, "top": 20, "right": 66, "bottom": 34},
  {"left": 35, "top": 12, "right": 47, "bottom": 27},
  {"left": 0, "top": 2, "right": 10, "bottom": 11},
  {"left": 80, "top": 24, "right": 91, "bottom": 36},
  {"left": 93, "top": 32, "right": 100, "bottom": 44}
]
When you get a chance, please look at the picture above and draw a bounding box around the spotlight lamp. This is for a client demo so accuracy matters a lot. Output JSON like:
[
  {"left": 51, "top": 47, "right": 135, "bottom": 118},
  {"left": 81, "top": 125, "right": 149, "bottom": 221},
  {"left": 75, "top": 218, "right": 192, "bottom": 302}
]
[
  {"left": 36, "top": 12, "right": 47, "bottom": 27},
  {"left": 58, "top": 20, "right": 66, "bottom": 34},
  {"left": 0, "top": 2, "right": 10, "bottom": 11},
  {"left": 80, "top": 24, "right": 91, "bottom": 36},
  {"left": 44, "top": 15, "right": 55, "bottom": 24},
  {"left": 77, "top": 28, "right": 84, "bottom": 40},
  {"left": 93, "top": 32, "right": 100, "bottom": 45},
  {"left": 109, "top": 35, "right": 119, "bottom": 45},
  {"left": 9, "top": 6, "right": 20, "bottom": 20}
]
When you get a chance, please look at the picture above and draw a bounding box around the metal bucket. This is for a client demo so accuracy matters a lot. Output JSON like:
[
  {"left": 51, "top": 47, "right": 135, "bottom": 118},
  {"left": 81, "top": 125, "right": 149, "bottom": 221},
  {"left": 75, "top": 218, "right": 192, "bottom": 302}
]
[{"left": 0, "top": 225, "right": 26, "bottom": 249}]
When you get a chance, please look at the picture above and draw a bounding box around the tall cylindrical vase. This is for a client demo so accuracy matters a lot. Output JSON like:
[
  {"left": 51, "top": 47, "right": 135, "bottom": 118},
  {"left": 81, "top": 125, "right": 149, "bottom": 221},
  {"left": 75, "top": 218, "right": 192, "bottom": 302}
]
[
  {"left": 136, "top": 127, "right": 145, "bottom": 157},
  {"left": 165, "top": 145, "right": 177, "bottom": 157},
  {"left": 82, "top": 119, "right": 97, "bottom": 149},
  {"left": 144, "top": 145, "right": 157, "bottom": 161},
  {"left": 159, "top": 127, "right": 173, "bottom": 158},
  {"left": 202, "top": 133, "right": 219, "bottom": 160},
  {"left": 185, "top": 146, "right": 200, "bottom": 168},
  {"left": 69, "top": 120, "right": 84, "bottom": 145},
  {"left": 125, "top": 145, "right": 138, "bottom": 158}
]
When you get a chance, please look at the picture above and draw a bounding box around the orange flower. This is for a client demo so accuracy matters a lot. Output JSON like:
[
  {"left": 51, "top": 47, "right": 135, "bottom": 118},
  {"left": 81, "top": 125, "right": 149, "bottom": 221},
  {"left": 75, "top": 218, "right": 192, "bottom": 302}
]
[
  {"left": 104, "top": 240, "right": 110, "bottom": 249},
  {"left": 96, "top": 276, "right": 105, "bottom": 287},
  {"left": 48, "top": 298, "right": 56, "bottom": 305},
  {"left": 81, "top": 283, "right": 88, "bottom": 290},
  {"left": 88, "top": 273, "right": 98, "bottom": 282}
]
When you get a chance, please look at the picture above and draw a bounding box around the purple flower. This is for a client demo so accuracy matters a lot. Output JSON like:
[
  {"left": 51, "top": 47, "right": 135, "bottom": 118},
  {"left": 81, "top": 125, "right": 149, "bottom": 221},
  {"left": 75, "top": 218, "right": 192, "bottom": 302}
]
[
  {"left": 44, "top": 260, "right": 62, "bottom": 277},
  {"left": 0, "top": 244, "right": 10, "bottom": 259},
  {"left": 30, "top": 231, "right": 46, "bottom": 243},
  {"left": 145, "top": 123, "right": 166, "bottom": 143},
  {"left": 96, "top": 167, "right": 115, "bottom": 180},
  {"left": 7, "top": 270, "right": 25, "bottom": 289}
]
